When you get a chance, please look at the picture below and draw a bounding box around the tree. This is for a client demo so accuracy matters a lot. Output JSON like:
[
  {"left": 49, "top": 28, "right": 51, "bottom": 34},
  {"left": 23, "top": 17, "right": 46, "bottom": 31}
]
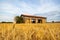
[{"left": 14, "top": 16, "right": 24, "bottom": 23}]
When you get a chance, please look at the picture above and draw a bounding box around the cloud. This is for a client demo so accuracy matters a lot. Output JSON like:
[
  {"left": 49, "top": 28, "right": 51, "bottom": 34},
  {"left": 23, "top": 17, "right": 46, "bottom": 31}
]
[
  {"left": 0, "top": 2, "right": 21, "bottom": 22},
  {"left": 0, "top": 15, "right": 14, "bottom": 22},
  {"left": 15, "top": 0, "right": 60, "bottom": 14},
  {"left": 35, "top": 11, "right": 60, "bottom": 22},
  {"left": 0, "top": 0, "right": 60, "bottom": 22},
  {"left": 0, "top": 2, "right": 20, "bottom": 14}
]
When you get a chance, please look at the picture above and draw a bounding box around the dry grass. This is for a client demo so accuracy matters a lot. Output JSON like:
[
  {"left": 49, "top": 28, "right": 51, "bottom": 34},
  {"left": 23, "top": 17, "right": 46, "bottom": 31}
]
[{"left": 0, "top": 23, "right": 60, "bottom": 40}]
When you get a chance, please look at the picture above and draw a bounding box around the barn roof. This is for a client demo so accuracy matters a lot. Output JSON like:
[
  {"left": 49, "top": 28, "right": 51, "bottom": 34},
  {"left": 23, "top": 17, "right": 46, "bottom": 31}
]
[{"left": 21, "top": 14, "right": 46, "bottom": 19}]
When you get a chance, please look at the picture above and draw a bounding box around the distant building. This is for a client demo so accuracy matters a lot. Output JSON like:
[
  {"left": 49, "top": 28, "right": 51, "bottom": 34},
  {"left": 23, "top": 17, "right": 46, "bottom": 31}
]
[{"left": 21, "top": 14, "right": 46, "bottom": 23}]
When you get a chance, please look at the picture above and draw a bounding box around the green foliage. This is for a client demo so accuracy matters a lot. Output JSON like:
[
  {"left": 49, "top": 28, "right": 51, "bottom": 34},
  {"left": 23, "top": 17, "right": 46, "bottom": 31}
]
[{"left": 14, "top": 16, "right": 24, "bottom": 23}]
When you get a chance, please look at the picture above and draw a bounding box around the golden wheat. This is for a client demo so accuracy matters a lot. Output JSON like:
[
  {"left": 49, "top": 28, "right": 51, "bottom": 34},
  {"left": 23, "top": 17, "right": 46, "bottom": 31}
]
[{"left": 0, "top": 23, "right": 60, "bottom": 40}]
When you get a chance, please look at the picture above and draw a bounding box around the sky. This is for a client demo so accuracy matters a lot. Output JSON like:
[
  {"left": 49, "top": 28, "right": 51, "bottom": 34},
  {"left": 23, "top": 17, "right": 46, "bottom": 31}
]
[{"left": 0, "top": 0, "right": 60, "bottom": 22}]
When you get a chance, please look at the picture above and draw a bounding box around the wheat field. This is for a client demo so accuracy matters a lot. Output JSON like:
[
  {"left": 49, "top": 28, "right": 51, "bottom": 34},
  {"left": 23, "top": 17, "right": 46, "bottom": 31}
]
[{"left": 0, "top": 23, "right": 60, "bottom": 40}]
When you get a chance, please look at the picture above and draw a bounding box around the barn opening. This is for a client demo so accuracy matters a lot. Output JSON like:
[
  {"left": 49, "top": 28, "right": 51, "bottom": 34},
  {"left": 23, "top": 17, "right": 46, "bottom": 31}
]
[
  {"left": 38, "top": 19, "right": 42, "bottom": 23},
  {"left": 32, "top": 19, "right": 36, "bottom": 23}
]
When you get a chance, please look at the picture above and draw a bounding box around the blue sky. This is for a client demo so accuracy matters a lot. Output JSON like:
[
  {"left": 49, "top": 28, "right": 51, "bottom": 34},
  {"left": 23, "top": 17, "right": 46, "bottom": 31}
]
[{"left": 0, "top": 0, "right": 60, "bottom": 22}]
